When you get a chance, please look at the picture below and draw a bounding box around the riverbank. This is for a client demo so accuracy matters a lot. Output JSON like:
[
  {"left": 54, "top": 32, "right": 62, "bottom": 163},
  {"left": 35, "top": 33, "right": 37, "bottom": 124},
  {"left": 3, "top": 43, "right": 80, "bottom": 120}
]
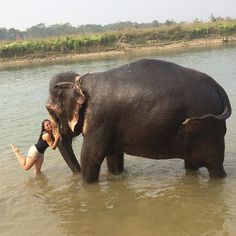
[{"left": 1, "top": 36, "right": 236, "bottom": 69}]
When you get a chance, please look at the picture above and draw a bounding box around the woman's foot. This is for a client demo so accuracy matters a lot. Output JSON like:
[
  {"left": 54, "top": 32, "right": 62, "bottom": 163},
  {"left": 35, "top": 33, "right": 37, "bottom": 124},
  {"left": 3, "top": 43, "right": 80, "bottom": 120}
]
[
  {"left": 34, "top": 170, "right": 42, "bottom": 175},
  {"left": 10, "top": 144, "right": 20, "bottom": 153}
]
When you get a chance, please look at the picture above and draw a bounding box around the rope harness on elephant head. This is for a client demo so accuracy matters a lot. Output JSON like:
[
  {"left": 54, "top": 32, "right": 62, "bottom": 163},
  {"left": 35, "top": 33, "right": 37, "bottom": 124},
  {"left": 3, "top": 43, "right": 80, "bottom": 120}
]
[
  {"left": 75, "top": 73, "right": 89, "bottom": 94},
  {"left": 74, "top": 73, "right": 92, "bottom": 137},
  {"left": 72, "top": 73, "right": 89, "bottom": 114}
]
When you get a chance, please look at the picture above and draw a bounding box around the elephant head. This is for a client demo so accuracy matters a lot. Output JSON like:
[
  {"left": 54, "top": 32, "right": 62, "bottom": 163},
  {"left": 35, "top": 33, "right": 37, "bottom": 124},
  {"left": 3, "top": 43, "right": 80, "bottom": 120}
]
[{"left": 46, "top": 72, "right": 86, "bottom": 173}]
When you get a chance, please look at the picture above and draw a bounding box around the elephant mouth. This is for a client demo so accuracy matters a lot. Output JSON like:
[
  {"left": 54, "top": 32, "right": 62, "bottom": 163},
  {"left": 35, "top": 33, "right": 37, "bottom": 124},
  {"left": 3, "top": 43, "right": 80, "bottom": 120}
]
[{"left": 69, "top": 104, "right": 91, "bottom": 137}]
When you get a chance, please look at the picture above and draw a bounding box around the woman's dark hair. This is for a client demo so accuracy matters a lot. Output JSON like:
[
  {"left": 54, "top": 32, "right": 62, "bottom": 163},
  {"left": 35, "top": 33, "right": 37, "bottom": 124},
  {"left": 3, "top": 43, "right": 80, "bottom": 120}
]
[{"left": 38, "top": 119, "right": 51, "bottom": 141}]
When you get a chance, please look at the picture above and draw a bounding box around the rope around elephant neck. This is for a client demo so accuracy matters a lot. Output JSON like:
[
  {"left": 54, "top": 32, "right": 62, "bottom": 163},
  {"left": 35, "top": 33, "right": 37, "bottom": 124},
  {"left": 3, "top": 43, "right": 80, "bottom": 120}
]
[{"left": 75, "top": 73, "right": 89, "bottom": 90}]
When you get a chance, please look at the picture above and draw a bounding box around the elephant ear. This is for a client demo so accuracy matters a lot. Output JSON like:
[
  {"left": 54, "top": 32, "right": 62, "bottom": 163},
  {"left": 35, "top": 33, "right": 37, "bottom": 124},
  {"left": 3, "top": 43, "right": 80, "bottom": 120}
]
[{"left": 68, "top": 92, "right": 86, "bottom": 132}]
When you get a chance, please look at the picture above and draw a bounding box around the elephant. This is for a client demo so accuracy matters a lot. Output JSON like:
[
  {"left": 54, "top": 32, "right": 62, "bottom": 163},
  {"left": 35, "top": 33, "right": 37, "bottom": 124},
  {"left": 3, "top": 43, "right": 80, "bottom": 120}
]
[{"left": 46, "top": 59, "right": 231, "bottom": 183}]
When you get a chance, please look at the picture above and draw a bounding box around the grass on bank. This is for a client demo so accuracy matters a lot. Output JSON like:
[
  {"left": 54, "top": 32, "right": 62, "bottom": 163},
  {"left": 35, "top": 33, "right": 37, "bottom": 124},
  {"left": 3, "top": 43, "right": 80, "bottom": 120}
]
[{"left": 1, "top": 20, "right": 236, "bottom": 59}]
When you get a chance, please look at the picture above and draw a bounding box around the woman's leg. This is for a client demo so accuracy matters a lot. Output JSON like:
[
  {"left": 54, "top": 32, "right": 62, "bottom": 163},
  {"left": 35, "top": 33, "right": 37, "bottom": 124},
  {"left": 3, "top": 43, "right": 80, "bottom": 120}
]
[
  {"left": 34, "top": 157, "right": 44, "bottom": 174},
  {"left": 10, "top": 144, "right": 36, "bottom": 171}
]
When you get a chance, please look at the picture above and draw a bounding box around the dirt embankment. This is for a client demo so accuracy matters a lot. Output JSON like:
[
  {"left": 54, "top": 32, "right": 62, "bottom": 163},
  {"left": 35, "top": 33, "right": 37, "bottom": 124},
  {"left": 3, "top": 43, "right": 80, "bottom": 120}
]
[{"left": 1, "top": 37, "right": 236, "bottom": 69}]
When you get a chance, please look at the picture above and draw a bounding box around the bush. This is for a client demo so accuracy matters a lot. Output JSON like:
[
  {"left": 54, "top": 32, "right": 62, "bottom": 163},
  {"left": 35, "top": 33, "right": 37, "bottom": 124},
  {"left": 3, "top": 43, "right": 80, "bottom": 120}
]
[{"left": 1, "top": 20, "right": 236, "bottom": 58}]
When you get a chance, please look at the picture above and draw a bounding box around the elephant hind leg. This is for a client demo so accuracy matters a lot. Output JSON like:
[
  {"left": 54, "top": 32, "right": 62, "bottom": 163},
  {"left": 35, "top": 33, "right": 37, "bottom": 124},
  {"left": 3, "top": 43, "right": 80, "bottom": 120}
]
[
  {"left": 106, "top": 153, "right": 124, "bottom": 175},
  {"left": 207, "top": 164, "right": 226, "bottom": 178},
  {"left": 186, "top": 121, "right": 226, "bottom": 178},
  {"left": 186, "top": 146, "right": 226, "bottom": 178},
  {"left": 184, "top": 150, "right": 202, "bottom": 177},
  {"left": 202, "top": 131, "right": 226, "bottom": 178},
  {"left": 204, "top": 133, "right": 226, "bottom": 178},
  {"left": 184, "top": 159, "right": 200, "bottom": 171}
]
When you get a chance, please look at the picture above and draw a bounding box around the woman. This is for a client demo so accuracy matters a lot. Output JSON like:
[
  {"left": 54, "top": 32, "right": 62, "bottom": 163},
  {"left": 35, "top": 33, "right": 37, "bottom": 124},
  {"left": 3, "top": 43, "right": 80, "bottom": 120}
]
[{"left": 10, "top": 119, "right": 60, "bottom": 174}]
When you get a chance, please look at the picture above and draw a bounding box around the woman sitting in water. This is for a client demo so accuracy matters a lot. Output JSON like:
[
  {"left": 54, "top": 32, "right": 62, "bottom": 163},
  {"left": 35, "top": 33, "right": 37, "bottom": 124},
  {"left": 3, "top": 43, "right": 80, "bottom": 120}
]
[{"left": 10, "top": 119, "right": 60, "bottom": 174}]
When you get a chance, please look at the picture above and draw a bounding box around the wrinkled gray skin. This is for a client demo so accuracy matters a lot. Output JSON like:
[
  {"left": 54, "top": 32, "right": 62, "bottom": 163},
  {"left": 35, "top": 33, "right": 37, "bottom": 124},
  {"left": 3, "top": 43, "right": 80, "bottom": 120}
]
[{"left": 46, "top": 59, "right": 231, "bottom": 183}]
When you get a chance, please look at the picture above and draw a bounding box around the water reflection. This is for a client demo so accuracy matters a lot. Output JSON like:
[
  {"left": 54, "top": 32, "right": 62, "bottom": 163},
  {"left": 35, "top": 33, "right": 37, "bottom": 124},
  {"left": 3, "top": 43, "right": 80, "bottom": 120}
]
[{"left": 24, "top": 168, "right": 230, "bottom": 236}]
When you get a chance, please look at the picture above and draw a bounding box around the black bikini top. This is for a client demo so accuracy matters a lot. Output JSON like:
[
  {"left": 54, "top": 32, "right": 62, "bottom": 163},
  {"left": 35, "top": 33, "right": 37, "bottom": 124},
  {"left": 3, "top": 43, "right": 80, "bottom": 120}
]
[{"left": 35, "top": 132, "right": 51, "bottom": 154}]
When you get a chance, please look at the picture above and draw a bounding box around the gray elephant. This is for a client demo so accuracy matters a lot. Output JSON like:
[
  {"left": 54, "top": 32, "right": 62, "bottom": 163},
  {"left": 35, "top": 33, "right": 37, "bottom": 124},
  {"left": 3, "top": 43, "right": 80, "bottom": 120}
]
[{"left": 46, "top": 59, "right": 231, "bottom": 183}]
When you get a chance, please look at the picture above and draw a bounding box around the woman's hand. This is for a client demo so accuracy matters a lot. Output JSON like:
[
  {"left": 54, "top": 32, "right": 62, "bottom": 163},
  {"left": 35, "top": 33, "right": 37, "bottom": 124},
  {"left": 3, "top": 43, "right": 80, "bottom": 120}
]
[
  {"left": 53, "top": 126, "right": 59, "bottom": 135},
  {"left": 54, "top": 130, "right": 60, "bottom": 140},
  {"left": 52, "top": 123, "right": 60, "bottom": 140}
]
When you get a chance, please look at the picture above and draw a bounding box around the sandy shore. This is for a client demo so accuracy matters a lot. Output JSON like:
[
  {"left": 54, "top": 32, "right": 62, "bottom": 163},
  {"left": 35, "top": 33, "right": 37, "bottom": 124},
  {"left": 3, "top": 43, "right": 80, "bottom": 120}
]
[{"left": 1, "top": 37, "right": 236, "bottom": 69}]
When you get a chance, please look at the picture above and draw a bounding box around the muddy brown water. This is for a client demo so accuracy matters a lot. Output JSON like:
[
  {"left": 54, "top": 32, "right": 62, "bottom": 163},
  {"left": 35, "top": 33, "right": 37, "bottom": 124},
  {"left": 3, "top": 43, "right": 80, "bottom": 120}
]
[{"left": 0, "top": 44, "right": 236, "bottom": 236}]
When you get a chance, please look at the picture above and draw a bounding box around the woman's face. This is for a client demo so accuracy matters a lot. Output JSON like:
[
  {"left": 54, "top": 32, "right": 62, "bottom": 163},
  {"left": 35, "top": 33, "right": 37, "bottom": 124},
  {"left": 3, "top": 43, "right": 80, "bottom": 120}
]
[{"left": 44, "top": 120, "right": 52, "bottom": 132}]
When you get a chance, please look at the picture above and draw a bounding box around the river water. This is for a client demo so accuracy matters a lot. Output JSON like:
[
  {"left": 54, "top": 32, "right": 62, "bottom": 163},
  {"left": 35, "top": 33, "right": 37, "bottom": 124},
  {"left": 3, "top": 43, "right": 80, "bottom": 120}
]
[{"left": 0, "top": 44, "right": 236, "bottom": 236}]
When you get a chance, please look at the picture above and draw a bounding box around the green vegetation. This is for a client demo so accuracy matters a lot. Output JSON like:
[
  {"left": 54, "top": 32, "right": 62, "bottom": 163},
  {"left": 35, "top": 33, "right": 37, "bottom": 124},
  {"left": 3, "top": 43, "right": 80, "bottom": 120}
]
[
  {"left": 1, "top": 18, "right": 236, "bottom": 59},
  {"left": 0, "top": 34, "right": 116, "bottom": 58}
]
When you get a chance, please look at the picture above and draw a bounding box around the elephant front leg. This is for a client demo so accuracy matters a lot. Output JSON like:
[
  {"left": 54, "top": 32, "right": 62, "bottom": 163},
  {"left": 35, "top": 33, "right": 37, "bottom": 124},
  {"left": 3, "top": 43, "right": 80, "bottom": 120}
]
[
  {"left": 106, "top": 153, "right": 124, "bottom": 175},
  {"left": 81, "top": 149, "right": 102, "bottom": 183},
  {"left": 80, "top": 128, "right": 112, "bottom": 183}
]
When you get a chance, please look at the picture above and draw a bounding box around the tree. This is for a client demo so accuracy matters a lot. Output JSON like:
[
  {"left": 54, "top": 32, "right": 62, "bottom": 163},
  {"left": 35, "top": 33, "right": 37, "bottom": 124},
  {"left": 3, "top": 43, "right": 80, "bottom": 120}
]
[
  {"left": 165, "top": 20, "right": 176, "bottom": 26},
  {"left": 210, "top": 14, "right": 217, "bottom": 22},
  {"left": 152, "top": 20, "right": 159, "bottom": 27}
]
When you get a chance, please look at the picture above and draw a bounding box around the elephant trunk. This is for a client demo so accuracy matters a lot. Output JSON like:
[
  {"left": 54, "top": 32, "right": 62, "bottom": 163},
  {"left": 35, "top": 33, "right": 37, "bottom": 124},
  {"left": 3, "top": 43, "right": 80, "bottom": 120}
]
[{"left": 57, "top": 137, "right": 81, "bottom": 173}]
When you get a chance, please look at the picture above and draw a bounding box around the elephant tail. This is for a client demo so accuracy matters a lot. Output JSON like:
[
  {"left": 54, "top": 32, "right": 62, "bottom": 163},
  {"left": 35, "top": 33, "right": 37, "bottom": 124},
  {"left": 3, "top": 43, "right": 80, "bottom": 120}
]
[{"left": 183, "top": 85, "right": 231, "bottom": 125}]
